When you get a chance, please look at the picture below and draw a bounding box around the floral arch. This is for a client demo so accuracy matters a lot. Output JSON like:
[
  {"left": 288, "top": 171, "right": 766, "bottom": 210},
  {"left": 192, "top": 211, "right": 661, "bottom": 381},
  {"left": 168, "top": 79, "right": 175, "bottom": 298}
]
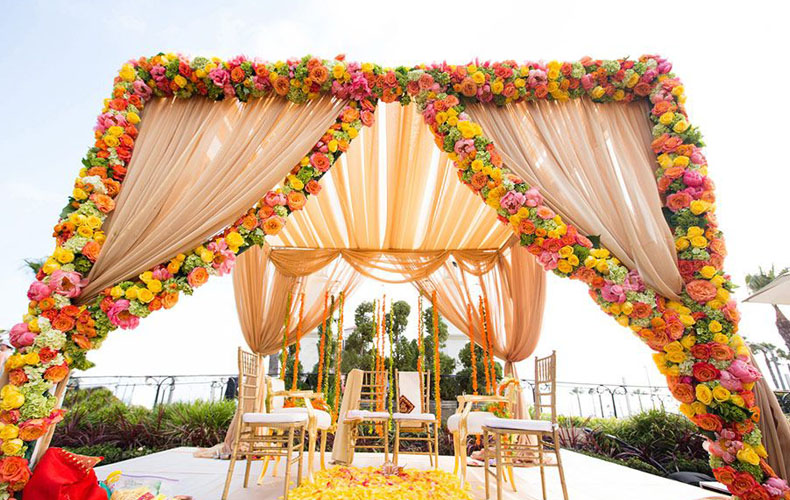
[{"left": 0, "top": 53, "right": 785, "bottom": 500}]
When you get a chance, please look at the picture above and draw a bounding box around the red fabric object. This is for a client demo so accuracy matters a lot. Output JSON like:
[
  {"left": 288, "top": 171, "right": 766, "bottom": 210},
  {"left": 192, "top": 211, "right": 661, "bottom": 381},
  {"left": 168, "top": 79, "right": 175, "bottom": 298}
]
[{"left": 23, "top": 448, "right": 107, "bottom": 500}]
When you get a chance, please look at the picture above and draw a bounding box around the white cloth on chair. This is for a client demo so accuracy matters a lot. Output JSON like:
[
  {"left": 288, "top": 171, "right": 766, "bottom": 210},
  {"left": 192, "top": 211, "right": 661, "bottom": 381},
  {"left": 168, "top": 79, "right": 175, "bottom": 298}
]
[
  {"left": 484, "top": 417, "right": 557, "bottom": 432},
  {"left": 345, "top": 409, "right": 390, "bottom": 421},
  {"left": 447, "top": 411, "right": 493, "bottom": 435},
  {"left": 274, "top": 407, "right": 332, "bottom": 429},
  {"left": 392, "top": 412, "right": 435, "bottom": 421},
  {"left": 242, "top": 412, "right": 307, "bottom": 424}
]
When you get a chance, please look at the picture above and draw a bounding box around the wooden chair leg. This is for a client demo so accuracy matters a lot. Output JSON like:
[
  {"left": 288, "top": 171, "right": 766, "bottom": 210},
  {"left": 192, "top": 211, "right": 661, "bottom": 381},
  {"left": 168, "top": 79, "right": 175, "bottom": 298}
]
[
  {"left": 433, "top": 422, "right": 439, "bottom": 470},
  {"left": 221, "top": 430, "right": 242, "bottom": 500},
  {"left": 507, "top": 465, "right": 517, "bottom": 492},
  {"left": 459, "top": 431, "right": 468, "bottom": 484},
  {"left": 284, "top": 426, "right": 294, "bottom": 500},
  {"left": 554, "top": 430, "right": 569, "bottom": 500},
  {"left": 483, "top": 429, "right": 490, "bottom": 500},
  {"left": 393, "top": 422, "right": 400, "bottom": 465},
  {"left": 538, "top": 435, "right": 547, "bottom": 500},
  {"left": 495, "top": 432, "right": 503, "bottom": 500},
  {"left": 297, "top": 426, "right": 305, "bottom": 486},
  {"left": 320, "top": 429, "right": 327, "bottom": 470},
  {"left": 244, "top": 457, "right": 252, "bottom": 488},
  {"left": 426, "top": 424, "right": 434, "bottom": 468},
  {"left": 384, "top": 423, "right": 390, "bottom": 463},
  {"left": 452, "top": 432, "right": 459, "bottom": 475},
  {"left": 307, "top": 426, "right": 316, "bottom": 479}
]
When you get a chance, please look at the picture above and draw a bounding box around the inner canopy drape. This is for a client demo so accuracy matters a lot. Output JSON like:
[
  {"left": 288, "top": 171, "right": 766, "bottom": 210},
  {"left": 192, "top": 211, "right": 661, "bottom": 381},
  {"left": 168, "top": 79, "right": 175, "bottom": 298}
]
[
  {"left": 79, "top": 94, "right": 348, "bottom": 302},
  {"left": 467, "top": 100, "right": 684, "bottom": 299}
]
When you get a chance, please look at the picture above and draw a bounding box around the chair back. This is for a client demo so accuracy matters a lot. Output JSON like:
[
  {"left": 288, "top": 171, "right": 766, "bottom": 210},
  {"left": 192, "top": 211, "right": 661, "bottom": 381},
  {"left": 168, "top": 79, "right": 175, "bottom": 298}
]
[
  {"left": 533, "top": 351, "right": 557, "bottom": 423},
  {"left": 237, "top": 348, "right": 263, "bottom": 415},
  {"left": 395, "top": 370, "right": 431, "bottom": 415},
  {"left": 267, "top": 376, "right": 286, "bottom": 411},
  {"left": 358, "top": 370, "right": 388, "bottom": 411}
]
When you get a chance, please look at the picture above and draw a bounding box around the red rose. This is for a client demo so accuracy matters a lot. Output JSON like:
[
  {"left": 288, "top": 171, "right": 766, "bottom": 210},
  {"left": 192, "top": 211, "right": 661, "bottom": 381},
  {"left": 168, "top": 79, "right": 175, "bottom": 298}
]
[
  {"left": 689, "top": 344, "right": 711, "bottom": 360},
  {"left": 692, "top": 362, "right": 719, "bottom": 382},
  {"left": 670, "top": 383, "right": 695, "bottom": 404},
  {"left": 710, "top": 343, "right": 734, "bottom": 361},
  {"left": 0, "top": 410, "right": 20, "bottom": 425},
  {"left": 39, "top": 347, "right": 57, "bottom": 364},
  {"left": 305, "top": 180, "right": 321, "bottom": 196},
  {"left": 692, "top": 413, "right": 722, "bottom": 432},
  {"left": 712, "top": 466, "right": 736, "bottom": 485},
  {"left": 730, "top": 472, "right": 758, "bottom": 496},
  {"left": 741, "top": 485, "right": 770, "bottom": 500},
  {"left": 8, "top": 369, "right": 28, "bottom": 386},
  {"left": 0, "top": 456, "right": 31, "bottom": 490}
]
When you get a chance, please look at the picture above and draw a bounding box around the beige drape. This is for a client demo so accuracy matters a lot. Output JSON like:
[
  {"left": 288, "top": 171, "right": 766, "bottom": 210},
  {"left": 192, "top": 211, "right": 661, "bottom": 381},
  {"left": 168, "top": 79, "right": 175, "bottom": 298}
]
[
  {"left": 751, "top": 354, "right": 790, "bottom": 481},
  {"left": 331, "top": 369, "right": 363, "bottom": 464},
  {"left": 416, "top": 243, "right": 546, "bottom": 419},
  {"left": 80, "top": 95, "right": 347, "bottom": 301},
  {"left": 467, "top": 100, "right": 683, "bottom": 299}
]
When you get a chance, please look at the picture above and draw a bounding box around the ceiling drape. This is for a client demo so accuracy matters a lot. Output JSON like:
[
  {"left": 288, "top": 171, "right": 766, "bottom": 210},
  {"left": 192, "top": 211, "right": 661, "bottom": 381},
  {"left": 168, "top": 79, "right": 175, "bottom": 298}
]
[{"left": 467, "top": 99, "right": 684, "bottom": 299}]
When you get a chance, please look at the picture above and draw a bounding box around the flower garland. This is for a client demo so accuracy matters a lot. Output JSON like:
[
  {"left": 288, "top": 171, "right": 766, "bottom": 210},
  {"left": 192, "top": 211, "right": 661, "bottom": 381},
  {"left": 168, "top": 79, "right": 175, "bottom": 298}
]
[
  {"left": 431, "top": 291, "right": 441, "bottom": 423},
  {"left": 417, "top": 296, "right": 424, "bottom": 376},
  {"left": 280, "top": 292, "right": 293, "bottom": 380},
  {"left": 5, "top": 52, "right": 784, "bottom": 500},
  {"left": 388, "top": 300, "right": 395, "bottom": 421},
  {"left": 332, "top": 291, "right": 344, "bottom": 425},
  {"left": 291, "top": 292, "right": 306, "bottom": 391},
  {"left": 483, "top": 296, "right": 497, "bottom": 387},
  {"left": 466, "top": 302, "right": 478, "bottom": 396},
  {"left": 478, "top": 296, "right": 492, "bottom": 394},
  {"left": 317, "top": 291, "right": 329, "bottom": 394}
]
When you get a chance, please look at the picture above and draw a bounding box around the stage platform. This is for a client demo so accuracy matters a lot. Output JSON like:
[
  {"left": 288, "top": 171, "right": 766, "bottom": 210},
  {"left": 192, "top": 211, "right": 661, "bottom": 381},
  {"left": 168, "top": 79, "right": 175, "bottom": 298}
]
[{"left": 95, "top": 447, "right": 727, "bottom": 500}]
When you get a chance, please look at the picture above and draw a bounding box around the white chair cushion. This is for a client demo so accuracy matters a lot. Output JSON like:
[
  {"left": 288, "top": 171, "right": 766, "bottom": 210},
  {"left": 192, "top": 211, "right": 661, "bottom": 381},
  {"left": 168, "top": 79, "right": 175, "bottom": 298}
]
[
  {"left": 274, "top": 407, "right": 331, "bottom": 429},
  {"left": 345, "top": 409, "right": 390, "bottom": 421},
  {"left": 242, "top": 412, "right": 307, "bottom": 424},
  {"left": 483, "top": 417, "right": 557, "bottom": 432},
  {"left": 447, "top": 411, "right": 492, "bottom": 434},
  {"left": 392, "top": 412, "right": 436, "bottom": 422}
]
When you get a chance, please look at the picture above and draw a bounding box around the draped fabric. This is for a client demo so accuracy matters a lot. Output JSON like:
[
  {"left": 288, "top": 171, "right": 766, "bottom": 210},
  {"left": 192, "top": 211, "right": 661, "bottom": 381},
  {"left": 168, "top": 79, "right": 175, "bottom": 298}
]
[
  {"left": 79, "top": 95, "right": 347, "bottom": 302},
  {"left": 414, "top": 243, "right": 546, "bottom": 419},
  {"left": 467, "top": 100, "right": 684, "bottom": 299},
  {"left": 751, "top": 354, "right": 790, "bottom": 481}
]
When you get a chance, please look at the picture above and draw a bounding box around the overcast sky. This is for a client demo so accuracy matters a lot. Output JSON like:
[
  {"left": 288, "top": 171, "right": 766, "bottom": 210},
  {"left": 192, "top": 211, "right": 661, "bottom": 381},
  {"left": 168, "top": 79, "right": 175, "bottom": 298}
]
[{"left": 0, "top": 0, "right": 788, "bottom": 391}]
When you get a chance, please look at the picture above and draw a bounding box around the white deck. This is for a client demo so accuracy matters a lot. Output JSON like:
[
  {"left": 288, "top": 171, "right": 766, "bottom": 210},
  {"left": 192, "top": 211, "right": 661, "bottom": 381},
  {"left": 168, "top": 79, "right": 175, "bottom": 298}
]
[{"left": 95, "top": 447, "right": 727, "bottom": 500}]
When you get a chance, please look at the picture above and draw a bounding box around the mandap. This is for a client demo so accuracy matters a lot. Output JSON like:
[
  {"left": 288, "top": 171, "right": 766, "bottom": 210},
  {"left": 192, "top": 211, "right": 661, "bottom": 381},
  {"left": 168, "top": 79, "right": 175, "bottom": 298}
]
[{"left": 2, "top": 53, "right": 790, "bottom": 500}]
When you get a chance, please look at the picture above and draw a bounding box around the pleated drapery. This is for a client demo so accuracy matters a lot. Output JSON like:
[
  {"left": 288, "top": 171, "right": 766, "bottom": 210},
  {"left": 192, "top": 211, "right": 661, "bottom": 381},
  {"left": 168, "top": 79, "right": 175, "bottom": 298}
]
[
  {"left": 80, "top": 94, "right": 347, "bottom": 302},
  {"left": 467, "top": 99, "right": 684, "bottom": 299}
]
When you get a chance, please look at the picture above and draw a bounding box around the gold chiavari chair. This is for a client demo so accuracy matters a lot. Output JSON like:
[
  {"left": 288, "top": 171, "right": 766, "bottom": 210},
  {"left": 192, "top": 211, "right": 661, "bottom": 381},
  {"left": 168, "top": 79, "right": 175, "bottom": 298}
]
[
  {"left": 482, "top": 351, "right": 568, "bottom": 500},
  {"left": 343, "top": 369, "right": 391, "bottom": 463},
  {"left": 392, "top": 370, "right": 438, "bottom": 467},
  {"left": 222, "top": 348, "right": 308, "bottom": 500}
]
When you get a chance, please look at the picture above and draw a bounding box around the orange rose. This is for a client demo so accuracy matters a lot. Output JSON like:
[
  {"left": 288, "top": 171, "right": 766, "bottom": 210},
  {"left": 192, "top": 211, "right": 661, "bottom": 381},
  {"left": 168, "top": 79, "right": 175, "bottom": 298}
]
[
  {"left": 52, "top": 314, "right": 76, "bottom": 332},
  {"left": 90, "top": 193, "right": 116, "bottom": 213},
  {"left": 712, "top": 466, "right": 736, "bottom": 485},
  {"left": 86, "top": 166, "right": 108, "bottom": 178},
  {"left": 262, "top": 216, "right": 285, "bottom": 235},
  {"left": 710, "top": 343, "right": 734, "bottom": 361},
  {"left": 692, "top": 413, "right": 722, "bottom": 432},
  {"left": 162, "top": 292, "right": 179, "bottom": 309},
  {"left": 685, "top": 280, "right": 718, "bottom": 303},
  {"left": 44, "top": 364, "right": 69, "bottom": 383},
  {"left": 342, "top": 107, "right": 360, "bottom": 122},
  {"left": 18, "top": 419, "right": 48, "bottom": 441},
  {"left": 0, "top": 456, "right": 30, "bottom": 490},
  {"left": 8, "top": 369, "right": 28, "bottom": 386},
  {"left": 72, "top": 334, "right": 92, "bottom": 350},
  {"left": 273, "top": 76, "right": 290, "bottom": 96},
  {"left": 287, "top": 191, "right": 307, "bottom": 211},
  {"left": 102, "top": 178, "right": 121, "bottom": 197},
  {"left": 459, "top": 77, "right": 478, "bottom": 97},
  {"left": 241, "top": 214, "right": 258, "bottom": 231},
  {"left": 187, "top": 267, "right": 209, "bottom": 288},
  {"left": 82, "top": 240, "right": 102, "bottom": 262},
  {"left": 470, "top": 171, "right": 488, "bottom": 191},
  {"left": 518, "top": 219, "right": 535, "bottom": 235},
  {"left": 670, "top": 382, "right": 695, "bottom": 403},
  {"left": 39, "top": 297, "right": 55, "bottom": 311},
  {"left": 631, "top": 302, "right": 652, "bottom": 319},
  {"left": 231, "top": 66, "right": 245, "bottom": 83},
  {"left": 309, "top": 65, "right": 328, "bottom": 84},
  {"left": 305, "top": 180, "right": 321, "bottom": 195},
  {"left": 148, "top": 296, "right": 163, "bottom": 312}
]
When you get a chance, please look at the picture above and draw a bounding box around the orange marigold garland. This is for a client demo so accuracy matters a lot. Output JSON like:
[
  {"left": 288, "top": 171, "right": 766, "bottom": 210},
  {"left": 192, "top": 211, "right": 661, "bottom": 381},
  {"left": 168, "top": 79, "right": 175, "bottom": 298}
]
[
  {"left": 484, "top": 295, "right": 497, "bottom": 387},
  {"left": 317, "top": 291, "right": 329, "bottom": 393},
  {"left": 417, "top": 295, "right": 424, "bottom": 376},
  {"left": 280, "top": 291, "right": 293, "bottom": 380},
  {"left": 466, "top": 302, "right": 478, "bottom": 396},
  {"left": 332, "top": 291, "right": 344, "bottom": 425},
  {"left": 478, "top": 296, "right": 492, "bottom": 394},
  {"left": 431, "top": 291, "right": 441, "bottom": 422},
  {"left": 292, "top": 292, "right": 306, "bottom": 391}
]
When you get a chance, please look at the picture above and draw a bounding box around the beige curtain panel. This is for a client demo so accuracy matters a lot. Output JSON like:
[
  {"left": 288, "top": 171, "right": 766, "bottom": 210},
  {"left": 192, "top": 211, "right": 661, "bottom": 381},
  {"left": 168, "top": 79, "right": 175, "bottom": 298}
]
[
  {"left": 467, "top": 100, "right": 684, "bottom": 299},
  {"left": 80, "top": 94, "right": 347, "bottom": 302}
]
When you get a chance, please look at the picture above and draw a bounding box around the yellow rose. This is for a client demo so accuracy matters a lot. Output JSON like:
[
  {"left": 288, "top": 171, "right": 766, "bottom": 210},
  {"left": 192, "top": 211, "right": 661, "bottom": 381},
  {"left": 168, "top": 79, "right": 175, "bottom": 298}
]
[
  {"left": 174, "top": 75, "right": 187, "bottom": 88},
  {"left": 86, "top": 215, "right": 103, "bottom": 229},
  {"left": 690, "top": 200, "right": 711, "bottom": 215},
  {"left": 147, "top": 279, "right": 163, "bottom": 294},
  {"left": 664, "top": 341, "right": 683, "bottom": 353},
  {"left": 288, "top": 175, "right": 304, "bottom": 191},
  {"left": 103, "top": 134, "right": 120, "bottom": 148},
  {"left": 327, "top": 140, "right": 338, "bottom": 153},
  {"left": 119, "top": 64, "right": 136, "bottom": 82},
  {"left": 23, "top": 352, "right": 40, "bottom": 365},
  {"left": 595, "top": 260, "right": 609, "bottom": 274},
  {"left": 673, "top": 120, "right": 689, "bottom": 133},
  {"left": 657, "top": 154, "right": 673, "bottom": 169},
  {"left": 591, "top": 86, "right": 605, "bottom": 99},
  {"left": 673, "top": 156, "right": 690, "bottom": 167},
  {"left": 687, "top": 226, "right": 704, "bottom": 238},
  {"left": 713, "top": 333, "right": 729, "bottom": 344},
  {"left": 53, "top": 246, "right": 74, "bottom": 264},
  {"left": 708, "top": 320, "right": 722, "bottom": 333},
  {"left": 736, "top": 445, "right": 760, "bottom": 466},
  {"left": 620, "top": 302, "right": 633, "bottom": 315},
  {"left": 94, "top": 231, "right": 106, "bottom": 244},
  {"left": 558, "top": 246, "right": 574, "bottom": 259},
  {"left": 568, "top": 255, "right": 580, "bottom": 266},
  {"left": 691, "top": 401, "right": 708, "bottom": 415},
  {"left": 666, "top": 365, "right": 680, "bottom": 376},
  {"left": 584, "top": 256, "right": 597, "bottom": 268},
  {"left": 1, "top": 438, "right": 23, "bottom": 456},
  {"left": 471, "top": 71, "right": 485, "bottom": 85},
  {"left": 754, "top": 444, "right": 768, "bottom": 458},
  {"left": 557, "top": 260, "right": 572, "bottom": 274},
  {"left": 665, "top": 350, "right": 686, "bottom": 363},
  {"left": 127, "top": 111, "right": 141, "bottom": 125},
  {"left": 711, "top": 275, "right": 725, "bottom": 288},
  {"left": 680, "top": 335, "right": 696, "bottom": 349},
  {"left": 347, "top": 127, "right": 358, "bottom": 139},
  {"left": 678, "top": 403, "right": 695, "bottom": 419},
  {"left": 0, "top": 424, "right": 19, "bottom": 440},
  {"left": 5, "top": 355, "right": 25, "bottom": 371},
  {"left": 491, "top": 80, "right": 504, "bottom": 94},
  {"left": 125, "top": 286, "right": 139, "bottom": 300},
  {"left": 0, "top": 386, "right": 24, "bottom": 410},
  {"left": 712, "top": 386, "right": 730, "bottom": 403},
  {"left": 609, "top": 303, "right": 621, "bottom": 315},
  {"left": 690, "top": 236, "right": 708, "bottom": 248},
  {"left": 695, "top": 384, "right": 713, "bottom": 405},
  {"left": 716, "top": 288, "right": 730, "bottom": 302},
  {"left": 110, "top": 286, "right": 124, "bottom": 299},
  {"left": 77, "top": 226, "right": 93, "bottom": 238},
  {"left": 226, "top": 231, "right": 244, "bottom": 251},
  {"left": 730, "top": 394, "right": 745, "bottom": 407},
  {"left": 137, "top": 288, "right": 154, "bottom": 304},
  {"left": 199, "top": 249, "right": 214, "bottom": 263},
  {"left": 675, "top": 237, "right": 689, "bottom": 251},
  {"left": 72, "top": 187, "right": 88, "bottom": 200},
  {"left": 616, "top": 315, "right": 630, "bottom": 327},
  {"left": 679, "top": 314, "right": 696, "bottom": 326},
  {"left": 659, "top": 112, "right": 675, "bottom": 125}
]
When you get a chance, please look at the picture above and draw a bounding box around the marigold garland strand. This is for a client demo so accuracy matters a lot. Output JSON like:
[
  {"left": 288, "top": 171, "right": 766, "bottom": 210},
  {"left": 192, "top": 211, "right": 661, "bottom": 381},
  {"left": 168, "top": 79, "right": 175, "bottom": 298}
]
[
  {"left": 292, "top": 292, "right": 305, "bottom": 391},
  {"left": 417, "top": 295, "right": 424, "bottom": 376},
  {"left": 332, "top": 291, "right": 344, "bottom": 425},
  {"left": 388, "top": 300, "right": 395, "bottom": 421},
  {"left": 317, "top": 291, "right": 329, "bottom": 393},
  {"left": 484, "top": 295, "right": 497, "bottom": 387},
  {"left": 478, "top": 296, "right": 492, "bottom": 394},
  {"left": 431, "top": 291, "right": 441, "bottom": 423},
  {"left": 280, "top": 291, "right": 293, "bottom": 380},
  {"left": 467, "top": 302, "right": 478, "bottom": 396}
]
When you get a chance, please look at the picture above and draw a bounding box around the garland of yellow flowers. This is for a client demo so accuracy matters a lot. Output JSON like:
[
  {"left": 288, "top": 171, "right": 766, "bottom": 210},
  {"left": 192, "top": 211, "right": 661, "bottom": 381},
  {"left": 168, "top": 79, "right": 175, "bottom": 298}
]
[
  {"left": 292, "top": 292, "right": 305, "bottom": 391},
  {"left": 388, "top": 299, "right": 395, "bottom": 421},
  {"left": 431, "top": 291, "right": 441, "bottom": 422},
  {"left": 376, "top": 297, "right": 385, "bottom": 412},
  {"left": 280, "top": 291, "right": 293, "bottom": 380},
  {"left": 466, "top": 302, "right": 478, "bottom": 396},
  {"left": 317, "top": 291, "right": 329, "bottom": 393},
  {"left": 332, "top": 291, "right": 344, "bottom": 425},
  {"left": 478, "top": 296, "right": 492, "bottom": 394},
  {"left": 417, "top": 295, "right": 424, "bottom": 376},
  {"left": 370, "top": 299, "right": 378, "bottom": 376},
  {"left": 484, "top": 295, "right": 497, "bottom": 388}
]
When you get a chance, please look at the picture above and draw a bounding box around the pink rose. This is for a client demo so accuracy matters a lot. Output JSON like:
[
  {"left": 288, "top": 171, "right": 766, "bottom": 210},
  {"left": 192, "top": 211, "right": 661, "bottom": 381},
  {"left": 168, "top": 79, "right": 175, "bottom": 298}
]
[
  {"left": 538, "top": 251, "right": 559, "bottom": 271},
  {"left": 718, "top": 371, "right": 743, "bottom": 392},
  {"left": 602, "top": 283, "right": 626, "bottom": 303},
  {"left": 107, "top": 299, "right": 139, "bottom": 330},
  {"left": 453, "top": 139, "right": 475, "bottom": 159},
  {"left": 683, "top": 169, "right": 704, "bottom": 187},
  {"left": 151, "top": 265, "right": 172, "bottom": 281},
  {"left": 208, "top": 68, "right": 230, "bottom": 87},
  {"left": 9, "top": 323, "right": 35, "bottom": 348},
  {"left": 524, "top": 187, "right": 543, "bottom": 207},
  {"left": 764, "top": 478, "right": 789, "bottom": 497},
  {"left": 499, "top": 191, "right": 526, "bottom": 214},
  {"left": 27, "top": 281, "right": 51, "bottom": 301},
  {"left": 727, "top": 359, "right": 761, "bottom": 384},
  {"left": 623, "top": 270, "right": 645, "bottom": 292},
  {"left": 263, "top": 191, "right": 286, "bottom": 207},
  {"left": 48, "top": 269, "right": 84, "bottom": 298}
]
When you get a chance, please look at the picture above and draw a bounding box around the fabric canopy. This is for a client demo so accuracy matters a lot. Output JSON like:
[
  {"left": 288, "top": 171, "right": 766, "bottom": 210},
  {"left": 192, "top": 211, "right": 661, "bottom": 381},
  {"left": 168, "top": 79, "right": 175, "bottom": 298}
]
[
  {"left": 467, "top": 99, "right": 684, "bottom": 300},
  {"left": 79, "top": 94, "right": 347, "bottom": 302}
]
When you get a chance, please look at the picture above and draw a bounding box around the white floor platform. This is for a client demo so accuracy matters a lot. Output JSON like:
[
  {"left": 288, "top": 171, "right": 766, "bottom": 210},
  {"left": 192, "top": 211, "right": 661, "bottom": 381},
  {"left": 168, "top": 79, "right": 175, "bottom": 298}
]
[{"left": 95, "top": 447, "right": 727, "bottom": 500}]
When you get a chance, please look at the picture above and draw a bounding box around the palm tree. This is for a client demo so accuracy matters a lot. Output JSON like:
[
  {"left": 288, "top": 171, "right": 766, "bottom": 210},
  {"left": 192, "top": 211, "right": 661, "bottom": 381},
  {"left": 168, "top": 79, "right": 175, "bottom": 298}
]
[
  {"left": 746, "top": 266, "right": 790, "bottom": 351},
  {"left": 751, "top": 342, "right": 782, "bottom": 388}
]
